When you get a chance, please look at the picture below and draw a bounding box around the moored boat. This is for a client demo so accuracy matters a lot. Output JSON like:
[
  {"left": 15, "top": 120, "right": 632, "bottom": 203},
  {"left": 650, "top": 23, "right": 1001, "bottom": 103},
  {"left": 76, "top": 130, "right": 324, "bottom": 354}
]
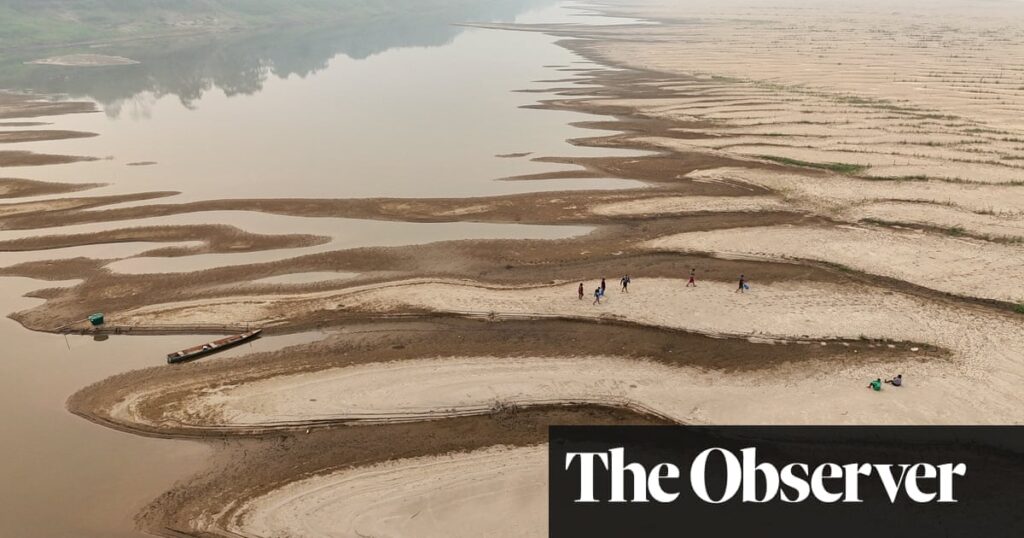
[{"left": 166, "top": 329, "right": 262, "bottom": 364}]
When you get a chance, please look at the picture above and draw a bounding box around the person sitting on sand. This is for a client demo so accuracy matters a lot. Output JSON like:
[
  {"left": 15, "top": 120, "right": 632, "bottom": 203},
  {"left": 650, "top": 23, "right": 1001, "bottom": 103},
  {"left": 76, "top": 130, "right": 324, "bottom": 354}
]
[
  {"left": 578, "top": 282, "right": 584, "bottom": 300},
  {"left": 886, "top": 374, "right": 903, "bottom": 387},
  {"left": 868, "top": 378, "right": 882, "bottom": 391},
  {"left": 593, "top": 287, "right": 602, "bottom": 305},
  {"left": 686, "top": 268, "right": 696, "bottom": 287}
]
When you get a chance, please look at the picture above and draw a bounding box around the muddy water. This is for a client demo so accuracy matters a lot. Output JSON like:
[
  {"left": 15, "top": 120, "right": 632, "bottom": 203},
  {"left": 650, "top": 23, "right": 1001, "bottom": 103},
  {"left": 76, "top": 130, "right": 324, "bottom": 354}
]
[
  {"left": 0, "top": 2, "right": 631, "bottom": 536},
  {"left": 4, "top": 7, "right": 642, "bottom": 202},
  {"left": 0, "top": 277, "right": 329, "bottom": 536},
  {"left": 106, "top": 220, "right": 591, "bottom": 274}
]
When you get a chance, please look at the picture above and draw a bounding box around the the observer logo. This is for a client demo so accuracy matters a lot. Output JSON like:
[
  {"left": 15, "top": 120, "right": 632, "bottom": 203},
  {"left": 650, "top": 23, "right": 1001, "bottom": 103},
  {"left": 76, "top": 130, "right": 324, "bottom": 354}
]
[
  {"left": 549, "top": 426, "right": 1024, "bottom": 538},
  {"left": 566, "top": 446, "right": 967, "bottom": 504}
]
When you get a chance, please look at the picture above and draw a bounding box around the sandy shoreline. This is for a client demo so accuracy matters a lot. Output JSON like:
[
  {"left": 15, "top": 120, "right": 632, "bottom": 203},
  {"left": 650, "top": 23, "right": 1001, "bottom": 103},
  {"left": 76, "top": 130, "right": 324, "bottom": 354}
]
[
  {"left": 70, "top": 276, "right": 1020, "bottom": 433},
  {"left": 3, "top": 2, "right": 1024, "bottom": 535},
  {"left": 231, "top": 444, "right": 547, "bottom": 538}
]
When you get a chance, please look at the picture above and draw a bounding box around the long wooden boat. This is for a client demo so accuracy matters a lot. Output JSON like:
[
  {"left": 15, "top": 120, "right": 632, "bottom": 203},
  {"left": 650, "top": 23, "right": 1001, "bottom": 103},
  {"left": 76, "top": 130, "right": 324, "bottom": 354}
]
[{"left": 166, "top": 329, "right": 262, "bottom": 364}]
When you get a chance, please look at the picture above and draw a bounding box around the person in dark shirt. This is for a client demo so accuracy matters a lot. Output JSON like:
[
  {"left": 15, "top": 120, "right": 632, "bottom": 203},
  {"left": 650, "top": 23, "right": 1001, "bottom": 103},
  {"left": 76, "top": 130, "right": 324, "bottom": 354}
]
[{"left": 736, "top": 274, "right": 747, "bottom": 293}]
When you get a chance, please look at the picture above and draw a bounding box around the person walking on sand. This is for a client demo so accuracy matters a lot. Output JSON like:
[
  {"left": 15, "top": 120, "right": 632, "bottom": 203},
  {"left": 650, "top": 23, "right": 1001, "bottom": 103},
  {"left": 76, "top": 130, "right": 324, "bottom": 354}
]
[
  {"left": 885, "top": 374, "right": 903, "bottom": 387},
  {"left": 593, "top": 287, "right": 602, "bottom": 305},
  {"left": 620, "top": 275, "right": 630, "bottom": 293},
  {"left": 578, "top": 282, "right": 584, "bottom": 300},
  {"left": 736, "top": 274, "right": 747, "bottom": 293},
  {"left": 686, "top": 268, "right": 697, "bottom": 287},
  {"left": 600, "top": 277, "right": 607, "bottom": 295}
]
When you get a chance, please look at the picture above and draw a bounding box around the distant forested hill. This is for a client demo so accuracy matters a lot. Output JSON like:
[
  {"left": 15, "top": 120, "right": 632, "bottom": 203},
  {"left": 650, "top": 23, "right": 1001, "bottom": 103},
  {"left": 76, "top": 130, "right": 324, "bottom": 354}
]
[{"left": 0, "top": 0, "right": 492, "bottom": 50}]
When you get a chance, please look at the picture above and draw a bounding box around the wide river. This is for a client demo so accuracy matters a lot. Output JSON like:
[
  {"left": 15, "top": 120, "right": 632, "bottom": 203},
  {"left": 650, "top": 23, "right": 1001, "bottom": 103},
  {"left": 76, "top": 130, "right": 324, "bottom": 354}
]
[{"left": 0, "top": 2, "right": 643, "bottom": 536}]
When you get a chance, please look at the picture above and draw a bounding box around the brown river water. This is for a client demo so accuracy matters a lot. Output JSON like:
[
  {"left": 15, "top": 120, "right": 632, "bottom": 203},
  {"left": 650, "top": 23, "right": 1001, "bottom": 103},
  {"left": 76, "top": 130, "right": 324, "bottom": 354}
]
[{"left": 0, "top": 1, "right": 642, "bottom": 535}]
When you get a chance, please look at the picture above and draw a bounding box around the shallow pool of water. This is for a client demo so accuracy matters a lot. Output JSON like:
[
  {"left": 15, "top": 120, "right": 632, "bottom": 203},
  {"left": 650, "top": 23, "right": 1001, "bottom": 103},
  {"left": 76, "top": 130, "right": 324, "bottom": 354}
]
[{"left": 105, "top": 217, "right": 591, "bottom": 274}]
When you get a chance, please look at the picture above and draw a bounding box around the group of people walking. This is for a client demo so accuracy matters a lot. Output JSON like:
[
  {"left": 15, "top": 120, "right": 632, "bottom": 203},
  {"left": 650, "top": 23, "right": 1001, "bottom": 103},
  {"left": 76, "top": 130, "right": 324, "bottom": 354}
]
[
  {"left": 574, "top": 271, "right": 905, "bottom": 392},
  {"left": 577, "top": 269, "right": 750, "bottom": 304},
  {"left": 579, "top": 276, "right": 631, "bottom": 304}
]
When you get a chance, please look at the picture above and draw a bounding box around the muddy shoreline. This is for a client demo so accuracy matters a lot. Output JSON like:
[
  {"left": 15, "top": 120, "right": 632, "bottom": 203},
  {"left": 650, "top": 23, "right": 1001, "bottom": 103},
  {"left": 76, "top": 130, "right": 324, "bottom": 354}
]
[
  {"left": 3, "top": 71, "right": 1019, "bottom": 336},
  {"left": 137, "top": 404, "right": 666, "bottom": 536},
  {"left": 68, "top": 316, "right": 937, "bottom": 437},
  {"left": 3, "top": 5, "right": 1024, "bottom": 535}
]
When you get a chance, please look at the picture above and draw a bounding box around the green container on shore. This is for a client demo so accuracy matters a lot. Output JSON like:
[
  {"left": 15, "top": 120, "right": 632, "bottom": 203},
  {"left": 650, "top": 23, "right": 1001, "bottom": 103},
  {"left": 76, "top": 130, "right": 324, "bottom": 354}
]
[{"left": 88, "top": 313, "right": 105, "bottom": 326}]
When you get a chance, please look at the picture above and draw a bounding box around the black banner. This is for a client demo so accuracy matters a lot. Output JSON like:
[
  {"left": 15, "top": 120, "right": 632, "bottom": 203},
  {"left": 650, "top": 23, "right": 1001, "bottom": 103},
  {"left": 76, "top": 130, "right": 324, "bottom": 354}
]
[{"left": 550, "top": 426, "right": 1024, "bottom": 538}]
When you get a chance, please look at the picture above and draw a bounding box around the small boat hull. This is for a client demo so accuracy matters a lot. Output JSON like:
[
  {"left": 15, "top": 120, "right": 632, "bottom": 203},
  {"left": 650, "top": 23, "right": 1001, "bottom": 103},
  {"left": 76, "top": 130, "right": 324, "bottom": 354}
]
[{"left": 167, "top": 329, "right": 262, "bottom": 364}]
